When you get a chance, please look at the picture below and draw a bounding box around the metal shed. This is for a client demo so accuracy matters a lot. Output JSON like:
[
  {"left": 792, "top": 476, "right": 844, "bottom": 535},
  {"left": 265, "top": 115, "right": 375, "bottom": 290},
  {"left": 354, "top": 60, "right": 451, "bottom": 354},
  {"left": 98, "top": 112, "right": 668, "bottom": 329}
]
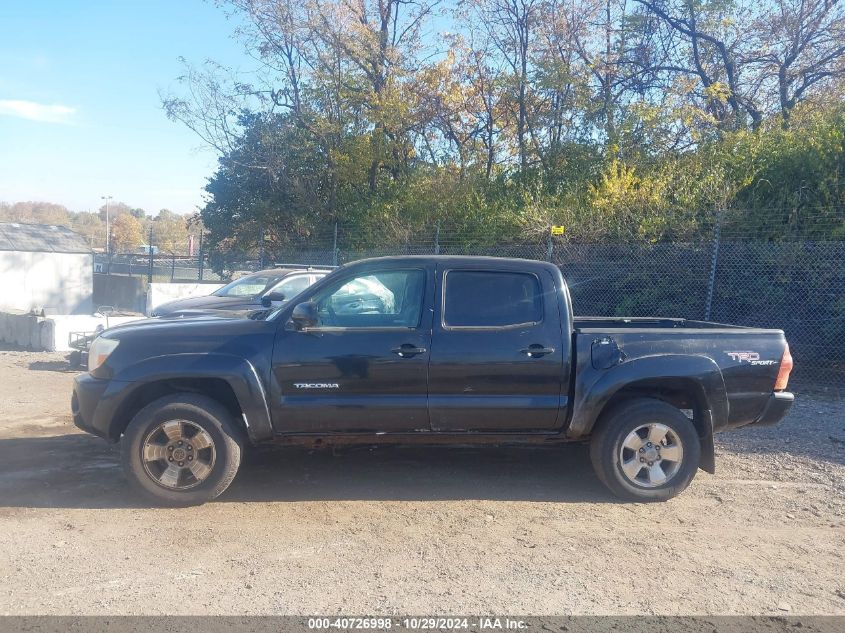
[{"left": 0, "top": 222, "right": 93, "bottom": 314}]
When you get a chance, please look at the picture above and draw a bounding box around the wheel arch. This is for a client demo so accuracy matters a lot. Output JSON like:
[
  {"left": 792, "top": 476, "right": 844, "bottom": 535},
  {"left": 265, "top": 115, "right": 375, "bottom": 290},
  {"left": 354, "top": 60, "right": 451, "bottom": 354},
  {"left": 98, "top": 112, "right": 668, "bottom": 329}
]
[
  {"left": 107, "top": 378, "right": 242, "bottom": 441},
  {"left": 569, "top": 354, "right": 728, "bottom": 474},
  {"left": 95, "top": 354, "right": 274, "bottom": 443}
]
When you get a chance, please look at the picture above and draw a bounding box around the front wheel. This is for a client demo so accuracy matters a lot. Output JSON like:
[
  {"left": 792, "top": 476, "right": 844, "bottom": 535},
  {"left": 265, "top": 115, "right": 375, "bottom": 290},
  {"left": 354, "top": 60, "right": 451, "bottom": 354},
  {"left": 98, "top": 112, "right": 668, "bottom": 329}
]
[
  {"left": 590, "top": 398, "right": 701, "bottom": 502},
  {"left": 121, "top": 394, "right": 244, "bottom": 506}
]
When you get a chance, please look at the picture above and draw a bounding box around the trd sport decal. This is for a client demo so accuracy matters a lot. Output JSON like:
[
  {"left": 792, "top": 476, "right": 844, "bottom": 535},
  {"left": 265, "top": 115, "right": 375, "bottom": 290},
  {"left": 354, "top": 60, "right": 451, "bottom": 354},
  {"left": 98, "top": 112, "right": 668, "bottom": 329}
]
[
  {"left": 293, "top": 383, "right": 340, "bottom": 389},
  {"left": 724, "top": 351, "right": 777, "bottom": 366}
]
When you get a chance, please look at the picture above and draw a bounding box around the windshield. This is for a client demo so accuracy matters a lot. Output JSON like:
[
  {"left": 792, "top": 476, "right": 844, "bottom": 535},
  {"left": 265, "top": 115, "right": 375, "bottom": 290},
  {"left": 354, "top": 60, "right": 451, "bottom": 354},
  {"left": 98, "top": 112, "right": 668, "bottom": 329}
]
[{"left": 212, "top": 274, "right": 284, "bottom": 298}]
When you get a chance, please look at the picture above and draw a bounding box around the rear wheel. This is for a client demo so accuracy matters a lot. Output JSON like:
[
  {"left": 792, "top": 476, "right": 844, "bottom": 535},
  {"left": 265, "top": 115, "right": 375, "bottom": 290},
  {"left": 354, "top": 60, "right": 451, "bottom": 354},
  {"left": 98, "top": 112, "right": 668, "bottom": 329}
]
[
  {"left": 590, "top": 398, "right": 700, "bottom": 502},
  {"left": 121, "top": 394, "right": 243, "bottom": 506}
]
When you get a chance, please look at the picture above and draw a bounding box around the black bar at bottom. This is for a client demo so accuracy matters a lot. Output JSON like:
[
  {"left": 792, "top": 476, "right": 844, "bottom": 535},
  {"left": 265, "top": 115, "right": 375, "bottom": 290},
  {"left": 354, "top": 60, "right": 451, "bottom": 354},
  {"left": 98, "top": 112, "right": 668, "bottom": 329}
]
[{"left": 0, "top": 616, "right": 841, "bottom": 633}]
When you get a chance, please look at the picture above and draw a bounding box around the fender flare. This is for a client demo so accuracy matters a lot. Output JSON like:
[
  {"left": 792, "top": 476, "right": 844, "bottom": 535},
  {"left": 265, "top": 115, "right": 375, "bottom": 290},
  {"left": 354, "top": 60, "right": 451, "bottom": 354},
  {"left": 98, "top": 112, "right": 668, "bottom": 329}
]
[
  {"left": 567, "top": 354, "right": 728, "bottom": 472},
  {"left": 94, "top": 353, "right": 274, "bottom": 443}
]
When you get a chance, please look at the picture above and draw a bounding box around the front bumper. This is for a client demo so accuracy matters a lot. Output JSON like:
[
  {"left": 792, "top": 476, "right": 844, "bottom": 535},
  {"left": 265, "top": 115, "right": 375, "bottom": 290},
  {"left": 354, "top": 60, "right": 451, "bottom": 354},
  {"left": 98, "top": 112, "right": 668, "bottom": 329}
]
[
  {"left": 751, "top": 391, "right": 794, "bottom": 427},
  {"left": 71, "top": 373, "right": 110, "bottom": 439}
]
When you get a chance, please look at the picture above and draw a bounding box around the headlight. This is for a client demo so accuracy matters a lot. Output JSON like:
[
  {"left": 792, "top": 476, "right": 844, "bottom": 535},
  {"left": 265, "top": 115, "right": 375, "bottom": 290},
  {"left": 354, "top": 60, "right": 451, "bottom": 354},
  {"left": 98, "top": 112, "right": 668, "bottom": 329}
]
[{"left": 88, "top": 337, "right": 119, "bottom": 373}]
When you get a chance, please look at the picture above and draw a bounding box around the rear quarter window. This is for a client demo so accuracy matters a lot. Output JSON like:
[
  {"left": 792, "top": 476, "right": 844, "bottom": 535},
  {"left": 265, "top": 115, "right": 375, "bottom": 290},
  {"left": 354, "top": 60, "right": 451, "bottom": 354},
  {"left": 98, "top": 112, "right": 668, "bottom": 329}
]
[{"left": 443, "top": 270, "right": 543, "bottom": 327}]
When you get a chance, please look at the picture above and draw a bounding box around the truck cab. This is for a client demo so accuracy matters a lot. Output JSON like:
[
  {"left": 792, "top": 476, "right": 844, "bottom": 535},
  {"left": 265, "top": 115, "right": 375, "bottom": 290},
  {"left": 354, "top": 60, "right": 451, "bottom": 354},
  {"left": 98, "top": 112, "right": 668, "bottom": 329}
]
[{"left": 268, "top": 257, "right": 570, "bottom": 434}]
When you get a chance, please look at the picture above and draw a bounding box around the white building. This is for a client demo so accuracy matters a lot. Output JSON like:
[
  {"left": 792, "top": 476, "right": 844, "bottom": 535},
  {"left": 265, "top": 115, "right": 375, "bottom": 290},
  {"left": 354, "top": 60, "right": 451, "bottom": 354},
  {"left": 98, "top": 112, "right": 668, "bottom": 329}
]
[{"left": 0, "top": 222, "right": 93, "bottom": 314}]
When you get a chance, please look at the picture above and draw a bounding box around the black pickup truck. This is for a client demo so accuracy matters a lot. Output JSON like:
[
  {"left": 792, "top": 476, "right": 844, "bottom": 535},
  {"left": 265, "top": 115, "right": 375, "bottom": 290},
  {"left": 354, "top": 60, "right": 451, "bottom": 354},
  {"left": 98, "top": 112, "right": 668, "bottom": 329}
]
[{"left": 72, "top": 256, "right": 794, "bottom": 505}]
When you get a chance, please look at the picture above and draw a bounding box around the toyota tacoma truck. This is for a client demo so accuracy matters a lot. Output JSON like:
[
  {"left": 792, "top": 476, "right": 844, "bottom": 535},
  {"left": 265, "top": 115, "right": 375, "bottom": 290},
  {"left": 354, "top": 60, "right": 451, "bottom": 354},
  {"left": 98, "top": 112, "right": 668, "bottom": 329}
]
[{"left": 72, "top": 256, "right": 794, "bottom": 505}]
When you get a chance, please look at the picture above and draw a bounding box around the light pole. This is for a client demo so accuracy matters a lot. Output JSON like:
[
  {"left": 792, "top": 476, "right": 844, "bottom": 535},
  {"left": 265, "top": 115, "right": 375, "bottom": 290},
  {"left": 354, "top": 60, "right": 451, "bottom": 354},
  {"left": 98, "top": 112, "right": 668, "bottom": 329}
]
[{"left": 101, "top": 195, "right": 112, "bottom": 253}]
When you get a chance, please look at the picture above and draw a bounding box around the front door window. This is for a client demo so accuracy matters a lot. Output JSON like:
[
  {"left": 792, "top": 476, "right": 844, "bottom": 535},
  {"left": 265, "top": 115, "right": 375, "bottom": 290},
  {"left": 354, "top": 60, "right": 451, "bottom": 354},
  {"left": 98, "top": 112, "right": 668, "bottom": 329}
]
[{"left": 311, "top": 269, "right": 426, "bottom": 328}]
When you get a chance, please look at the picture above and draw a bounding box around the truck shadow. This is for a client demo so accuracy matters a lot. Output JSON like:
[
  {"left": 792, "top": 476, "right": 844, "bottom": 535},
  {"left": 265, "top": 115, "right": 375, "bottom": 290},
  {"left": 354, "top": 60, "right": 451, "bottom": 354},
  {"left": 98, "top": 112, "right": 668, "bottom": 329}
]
[
  {"left": 28, "top": 360, "right": 79, "bottom": 373},
  {"left": 229, "top": 443, "right": 610, "bottom": 503},
  {"left": 0, "top": 433, "right": 613, "bottom": 509}
]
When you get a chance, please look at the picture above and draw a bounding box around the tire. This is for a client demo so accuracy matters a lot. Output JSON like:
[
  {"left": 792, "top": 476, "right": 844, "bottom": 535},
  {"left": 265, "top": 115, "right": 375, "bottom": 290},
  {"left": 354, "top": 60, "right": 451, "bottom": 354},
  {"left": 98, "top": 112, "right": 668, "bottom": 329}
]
[
  {"left": 590, "top": 398, "right": 701, "bottom": 502},
  {"left": 120, "top": 393, "right": 244, "bottom": 506},
  {"left": 68, "top": 351, "right": 82, "bottom": 369}
]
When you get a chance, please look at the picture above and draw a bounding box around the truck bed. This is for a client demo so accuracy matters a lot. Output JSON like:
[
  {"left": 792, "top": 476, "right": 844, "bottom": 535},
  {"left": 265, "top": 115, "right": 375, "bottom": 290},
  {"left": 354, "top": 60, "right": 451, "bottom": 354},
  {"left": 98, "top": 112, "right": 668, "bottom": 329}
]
[{"left": 571, "top": 315, "right": 789, "bottom": 432}]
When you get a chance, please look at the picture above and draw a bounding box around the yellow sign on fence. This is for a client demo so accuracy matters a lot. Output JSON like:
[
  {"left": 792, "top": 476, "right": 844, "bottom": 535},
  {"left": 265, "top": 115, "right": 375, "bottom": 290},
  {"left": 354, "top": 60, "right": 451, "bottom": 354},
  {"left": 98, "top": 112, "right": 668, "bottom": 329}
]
[{"left": 551, "top": 225, "right": 565, "bottom": 235}]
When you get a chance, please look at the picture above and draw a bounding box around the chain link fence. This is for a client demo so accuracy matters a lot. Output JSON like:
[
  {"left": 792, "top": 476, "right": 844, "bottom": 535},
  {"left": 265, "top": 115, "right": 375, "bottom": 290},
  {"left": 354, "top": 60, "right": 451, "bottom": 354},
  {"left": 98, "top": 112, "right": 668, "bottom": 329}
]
[
  {"left": 95, "top": 210, "right": 845, "bottom": 390},
  {"left": 94, "top": 251, "right": 226, "bottom": 282}
]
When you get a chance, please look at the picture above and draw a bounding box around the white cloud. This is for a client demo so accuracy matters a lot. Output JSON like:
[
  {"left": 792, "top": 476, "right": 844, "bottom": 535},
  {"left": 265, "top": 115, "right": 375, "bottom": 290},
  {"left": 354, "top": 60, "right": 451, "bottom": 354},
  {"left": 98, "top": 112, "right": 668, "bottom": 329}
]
[{"left": 0, "top": 99, "right": 76, "bottom": 124}]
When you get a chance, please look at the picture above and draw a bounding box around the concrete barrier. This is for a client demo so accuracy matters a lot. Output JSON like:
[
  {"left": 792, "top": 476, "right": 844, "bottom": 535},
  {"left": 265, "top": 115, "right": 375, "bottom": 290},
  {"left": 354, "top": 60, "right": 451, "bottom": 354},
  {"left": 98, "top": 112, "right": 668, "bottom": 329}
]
[
  {"left": 0, "top": 310, "right": 55, "bottom": 350},
  {"left": 0, "top": 310, "right": 146, "bottom": 352},
  {"left": 146, "top": 282, "right": 224, "bottom": 316}
]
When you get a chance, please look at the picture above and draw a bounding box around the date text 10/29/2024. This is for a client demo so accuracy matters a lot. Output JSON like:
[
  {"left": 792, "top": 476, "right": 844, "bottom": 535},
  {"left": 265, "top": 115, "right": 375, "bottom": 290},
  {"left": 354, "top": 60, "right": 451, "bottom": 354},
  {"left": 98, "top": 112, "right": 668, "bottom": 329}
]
[{"left": 307, "top": 618, "right": 528, "bottom": 630}]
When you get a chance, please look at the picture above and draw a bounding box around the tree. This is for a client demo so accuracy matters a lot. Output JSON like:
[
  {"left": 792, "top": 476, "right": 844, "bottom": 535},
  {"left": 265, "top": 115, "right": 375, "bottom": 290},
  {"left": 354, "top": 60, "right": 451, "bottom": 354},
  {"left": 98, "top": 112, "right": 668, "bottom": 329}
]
[
  {"left": 747, "top": 0, "right": 845, "bottom": 124},
  {"left": 160, "top": 0, "right": 845, "bottom": 258},
  {"left": 631, "top": 0, "right": 762, "bottom": 130},
  {"left": 98, "top": 201, "right": 137, "bottom": 222},
  {"left": 467, "top": 0, "right": 542, "bottom": 170},
  {"left": 0, "top": 201, "right": 71, "bottom": 226},
  {"left": 165, "top": 0, "right": 440, "bottom": 200},
  {"left": 69, "top": 212, "right": 106, "bottom": 248},
  {"left": 199, "top": 112, "right": 334, "bottom": 257},
  {"left": 153, "top": 209, "right": 190, "bottom": 253},
  {"left": 110, "top": 214, "right": 143, "bottom": 252}
]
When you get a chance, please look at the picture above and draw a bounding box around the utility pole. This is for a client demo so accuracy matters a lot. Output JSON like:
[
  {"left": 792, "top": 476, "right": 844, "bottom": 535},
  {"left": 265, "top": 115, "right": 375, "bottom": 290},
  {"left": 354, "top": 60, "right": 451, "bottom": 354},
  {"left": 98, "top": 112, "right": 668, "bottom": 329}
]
[{"left": 101, "top": 195, "right": 113, "bottom": 253}]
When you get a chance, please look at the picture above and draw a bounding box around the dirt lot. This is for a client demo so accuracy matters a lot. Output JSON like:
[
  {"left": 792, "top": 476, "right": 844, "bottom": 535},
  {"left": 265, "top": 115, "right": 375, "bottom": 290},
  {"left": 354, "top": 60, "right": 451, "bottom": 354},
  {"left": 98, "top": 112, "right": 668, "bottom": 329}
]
[{"left": 0, "top": 347, "right": 843, "bottom": 616}]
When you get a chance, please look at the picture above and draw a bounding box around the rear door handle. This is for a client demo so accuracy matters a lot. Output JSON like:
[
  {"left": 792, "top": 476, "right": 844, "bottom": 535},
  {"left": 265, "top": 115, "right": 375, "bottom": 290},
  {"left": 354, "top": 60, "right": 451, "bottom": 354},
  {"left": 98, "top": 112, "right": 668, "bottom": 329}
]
[
  {"left": 392, "top": 344, "right": 427, "bottom": 358},
  {"left": 520, "top": 345, "right": 555, "bottom": 358}
]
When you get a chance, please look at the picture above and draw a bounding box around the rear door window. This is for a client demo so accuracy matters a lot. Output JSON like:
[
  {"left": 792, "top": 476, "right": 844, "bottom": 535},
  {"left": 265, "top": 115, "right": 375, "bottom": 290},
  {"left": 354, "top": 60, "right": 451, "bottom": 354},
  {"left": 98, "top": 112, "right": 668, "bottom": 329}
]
[{"left": 443, "top": 271, "right": 542, "bottom": 328}]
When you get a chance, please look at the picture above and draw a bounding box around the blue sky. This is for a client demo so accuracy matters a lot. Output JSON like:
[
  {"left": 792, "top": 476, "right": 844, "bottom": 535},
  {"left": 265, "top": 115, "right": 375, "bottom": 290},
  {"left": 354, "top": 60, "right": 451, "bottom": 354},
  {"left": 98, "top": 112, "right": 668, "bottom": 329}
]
[{"left": 0, "top": 0, "right": 253, "bottom": 215}]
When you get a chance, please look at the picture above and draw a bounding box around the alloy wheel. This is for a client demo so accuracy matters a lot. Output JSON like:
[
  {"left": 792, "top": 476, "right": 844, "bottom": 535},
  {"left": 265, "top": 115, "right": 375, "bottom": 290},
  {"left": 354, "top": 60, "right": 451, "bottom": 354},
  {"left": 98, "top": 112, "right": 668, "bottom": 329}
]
[
  {"left": 141, "top": 420, "right": 216, "bottom": 490},
  {"left": 618, "top": 422, "right": 684, "bottom": 488}
]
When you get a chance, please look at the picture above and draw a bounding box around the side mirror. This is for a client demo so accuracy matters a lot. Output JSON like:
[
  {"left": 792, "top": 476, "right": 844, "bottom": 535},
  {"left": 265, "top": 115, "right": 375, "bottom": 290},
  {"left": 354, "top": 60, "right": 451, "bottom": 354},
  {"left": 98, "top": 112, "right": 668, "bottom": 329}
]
[
  {"left": 261, "top": 291, "right": 285, "bottom": 308},
  {"left": 290, "top": 301, "right": 318, "bottom": 330}
]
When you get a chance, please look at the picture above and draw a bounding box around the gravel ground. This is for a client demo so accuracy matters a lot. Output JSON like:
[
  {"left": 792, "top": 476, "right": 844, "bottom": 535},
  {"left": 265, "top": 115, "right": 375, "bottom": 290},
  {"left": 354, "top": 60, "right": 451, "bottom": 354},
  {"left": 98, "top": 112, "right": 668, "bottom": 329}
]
[{"left": 0, "top": 348, "right": 843, "bottom": 615}]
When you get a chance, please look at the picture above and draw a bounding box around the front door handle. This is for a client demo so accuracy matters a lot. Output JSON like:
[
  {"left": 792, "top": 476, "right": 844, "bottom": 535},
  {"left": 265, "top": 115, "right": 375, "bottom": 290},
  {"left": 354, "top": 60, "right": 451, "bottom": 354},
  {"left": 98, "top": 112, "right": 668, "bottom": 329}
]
[
  {"left": 520, "top": 344, "right": 555, "bottom": 358},
  {"left": 392, "top": 344, "right": 427, "bottom": 358}
]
